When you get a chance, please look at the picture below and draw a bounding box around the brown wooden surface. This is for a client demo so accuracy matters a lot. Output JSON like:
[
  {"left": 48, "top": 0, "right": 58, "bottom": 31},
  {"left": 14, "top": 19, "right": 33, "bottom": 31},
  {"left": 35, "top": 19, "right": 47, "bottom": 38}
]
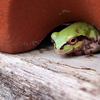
[{"left": 0, "top": 42, "right": 100, "bottom": 100}]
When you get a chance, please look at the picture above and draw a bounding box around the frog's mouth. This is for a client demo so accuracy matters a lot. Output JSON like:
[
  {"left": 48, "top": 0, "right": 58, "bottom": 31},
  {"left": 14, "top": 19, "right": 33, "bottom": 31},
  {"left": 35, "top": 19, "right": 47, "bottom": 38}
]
[
  {"left": 55, "top": 41, "right": 83, "bottom": 54},
  {"left": 55, "top": 49, "right": 72, "bottom": 54},
  {"left": 55, "top": 44, "right": 83, "bottom": 54}
]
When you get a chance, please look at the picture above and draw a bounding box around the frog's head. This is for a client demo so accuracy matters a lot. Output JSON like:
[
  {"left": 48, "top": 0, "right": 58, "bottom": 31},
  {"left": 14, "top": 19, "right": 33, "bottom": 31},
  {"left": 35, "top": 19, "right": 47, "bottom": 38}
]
[
  {"left": 51, "top": 22, "right": 99, "bottom": 55},
  {"left": 51, "top": 31, "right": 84, "bottom": 54}
]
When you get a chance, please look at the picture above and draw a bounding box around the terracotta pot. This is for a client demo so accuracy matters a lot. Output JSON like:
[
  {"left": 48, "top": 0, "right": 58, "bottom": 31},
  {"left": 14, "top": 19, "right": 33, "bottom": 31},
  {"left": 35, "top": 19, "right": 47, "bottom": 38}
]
[{"left": 0, "top": 0, "right": 100, "bottom": 53}]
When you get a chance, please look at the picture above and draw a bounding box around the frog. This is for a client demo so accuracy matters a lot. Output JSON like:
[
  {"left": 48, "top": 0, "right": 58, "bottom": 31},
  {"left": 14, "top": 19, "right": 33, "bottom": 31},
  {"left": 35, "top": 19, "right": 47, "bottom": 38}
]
[{"left": 51, "top": 22, "right": 100, "bottom": 55}]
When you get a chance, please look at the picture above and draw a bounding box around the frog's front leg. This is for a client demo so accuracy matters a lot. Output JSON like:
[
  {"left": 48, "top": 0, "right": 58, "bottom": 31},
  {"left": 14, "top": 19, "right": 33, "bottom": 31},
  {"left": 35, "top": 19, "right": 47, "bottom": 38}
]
[
  {"left": 84, "top": 43, "right": 100, "bottom": 55},
  {"left": 81, "top": 35, "right": 100, "bottom": 55},
  {"left": 81, "top": 43, "right": 100, "bottom": 55},
  {"left": 70, "top": 42, "right": 100, "bottom": 56}
]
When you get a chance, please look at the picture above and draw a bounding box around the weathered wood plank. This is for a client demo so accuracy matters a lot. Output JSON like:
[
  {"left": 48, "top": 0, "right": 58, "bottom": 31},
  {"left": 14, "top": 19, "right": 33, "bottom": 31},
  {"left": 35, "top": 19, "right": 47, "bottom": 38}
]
[{"left": 0, "top": 44, "right": 100, "bottom": 100}]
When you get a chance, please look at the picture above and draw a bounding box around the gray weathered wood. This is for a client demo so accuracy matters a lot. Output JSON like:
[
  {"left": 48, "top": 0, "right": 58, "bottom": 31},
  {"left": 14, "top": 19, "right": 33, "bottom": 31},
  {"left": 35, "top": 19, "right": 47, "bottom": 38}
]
[{"left": 0, "top": 44, "right": 100, "bottom": 100}]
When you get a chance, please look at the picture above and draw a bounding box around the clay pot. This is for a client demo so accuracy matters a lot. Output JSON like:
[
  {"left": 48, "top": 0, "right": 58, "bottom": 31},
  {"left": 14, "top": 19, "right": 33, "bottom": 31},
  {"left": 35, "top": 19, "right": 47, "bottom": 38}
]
[{"left": 0, "top": 0, "right": 100, "bottom": 53}]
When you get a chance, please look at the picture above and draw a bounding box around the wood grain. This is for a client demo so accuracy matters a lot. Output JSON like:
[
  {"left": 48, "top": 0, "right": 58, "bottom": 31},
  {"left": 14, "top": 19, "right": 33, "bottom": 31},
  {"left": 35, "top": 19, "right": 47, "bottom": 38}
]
[{"left": 0, "top": 44, "right": 100, "bottom": 100}]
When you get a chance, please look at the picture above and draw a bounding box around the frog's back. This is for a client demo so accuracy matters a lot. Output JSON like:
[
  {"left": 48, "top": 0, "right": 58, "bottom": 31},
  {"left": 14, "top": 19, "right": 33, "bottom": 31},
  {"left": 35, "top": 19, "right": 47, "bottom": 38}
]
[{"left": 60, "top": 22, "right": 100, "bottom": 38}]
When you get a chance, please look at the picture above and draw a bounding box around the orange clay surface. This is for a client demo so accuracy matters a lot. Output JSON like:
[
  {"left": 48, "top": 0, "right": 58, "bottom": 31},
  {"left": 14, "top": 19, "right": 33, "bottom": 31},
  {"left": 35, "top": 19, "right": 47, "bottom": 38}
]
[{"left": 0, "top": 0, "right": 100, "bottom": 53}]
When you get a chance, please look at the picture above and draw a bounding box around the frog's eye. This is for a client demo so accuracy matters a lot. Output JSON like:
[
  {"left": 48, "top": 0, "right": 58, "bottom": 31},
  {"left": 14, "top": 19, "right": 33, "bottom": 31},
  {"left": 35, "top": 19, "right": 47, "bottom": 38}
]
[{"left": 69, "top": 37, "right": 77, "bottom": 45}]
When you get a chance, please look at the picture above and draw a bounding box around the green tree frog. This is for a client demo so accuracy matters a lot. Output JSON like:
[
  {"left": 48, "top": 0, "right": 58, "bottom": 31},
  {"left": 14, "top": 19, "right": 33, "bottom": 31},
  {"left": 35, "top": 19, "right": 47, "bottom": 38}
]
[{"left": 51, "top": 22, "right": 100, "bottom": 55}]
